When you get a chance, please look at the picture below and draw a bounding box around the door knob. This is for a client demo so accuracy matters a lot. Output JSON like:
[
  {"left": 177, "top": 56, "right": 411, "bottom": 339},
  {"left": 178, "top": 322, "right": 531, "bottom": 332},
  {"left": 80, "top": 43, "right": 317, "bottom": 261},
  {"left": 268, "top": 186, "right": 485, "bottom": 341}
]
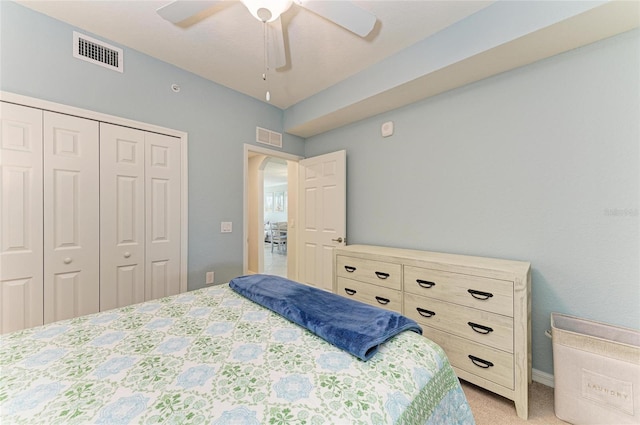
[
  {"left": 331, "top": 237, "right": 344, "bottom": 243},
  {"left": 63, "top": 257, "right": 72, "bottom": 264},
  {"left": 124, "top": 252, "right": 131, "bottom": 258}
]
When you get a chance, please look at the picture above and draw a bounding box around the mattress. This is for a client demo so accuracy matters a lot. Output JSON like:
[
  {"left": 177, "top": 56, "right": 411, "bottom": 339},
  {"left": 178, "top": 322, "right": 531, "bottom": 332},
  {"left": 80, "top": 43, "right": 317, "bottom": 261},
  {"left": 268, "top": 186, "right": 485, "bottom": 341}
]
[{"left": 0, "top": 283, "right": 474, "bottom": 424}]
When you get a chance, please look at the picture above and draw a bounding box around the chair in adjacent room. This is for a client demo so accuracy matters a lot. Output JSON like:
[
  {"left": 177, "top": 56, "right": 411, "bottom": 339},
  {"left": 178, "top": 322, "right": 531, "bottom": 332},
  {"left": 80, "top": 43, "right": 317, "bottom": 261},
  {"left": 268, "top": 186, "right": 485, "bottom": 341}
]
[{"left": 270, "top": 221, "right": 287, "bottom": 253}]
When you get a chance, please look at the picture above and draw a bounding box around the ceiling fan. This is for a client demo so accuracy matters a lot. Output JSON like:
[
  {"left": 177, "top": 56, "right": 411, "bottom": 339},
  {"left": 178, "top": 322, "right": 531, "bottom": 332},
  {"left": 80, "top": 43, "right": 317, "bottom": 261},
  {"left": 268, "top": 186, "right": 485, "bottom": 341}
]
[{"left": 156, "top": 0, "right": 377, "bottom": 69}]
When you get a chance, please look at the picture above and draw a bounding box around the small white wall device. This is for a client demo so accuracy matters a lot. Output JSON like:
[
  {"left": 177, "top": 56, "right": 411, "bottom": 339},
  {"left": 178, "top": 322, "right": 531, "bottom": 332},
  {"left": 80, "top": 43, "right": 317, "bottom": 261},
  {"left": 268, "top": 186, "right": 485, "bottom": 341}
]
[{"left": 381, "top": 121, "right": 394, "bottom": 137}]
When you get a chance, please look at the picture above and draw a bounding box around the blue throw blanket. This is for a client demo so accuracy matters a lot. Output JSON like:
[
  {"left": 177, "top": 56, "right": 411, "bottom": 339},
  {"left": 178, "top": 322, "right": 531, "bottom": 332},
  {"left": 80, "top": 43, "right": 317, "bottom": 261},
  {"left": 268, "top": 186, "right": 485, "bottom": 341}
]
[{"left": 229, "top": 274, "right": 422, "bottom": 361}]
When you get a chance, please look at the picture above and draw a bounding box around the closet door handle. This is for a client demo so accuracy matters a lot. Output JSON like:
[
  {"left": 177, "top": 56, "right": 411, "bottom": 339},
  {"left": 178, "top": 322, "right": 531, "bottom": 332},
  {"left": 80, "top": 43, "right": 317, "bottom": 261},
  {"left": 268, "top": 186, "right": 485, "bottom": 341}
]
[
  {"left": 344, "top": 288, "right": 356, "bottom": 296},
  {"left": 468, "top": 322, "right": 493, "bottom": 334},
  {"left": 416, "top": 307, "right": 435, "bottom": 318},
  {"left": 375, "top": 296, "right": 390, "bottom": 305},
  {"left": 63, "top": 257, "right": 72, "bottom": 264},
  {"left": 344, "top": 266, "right": 356, "bottom": 273},
  {"left": 468, "top": 355, "right": 494, "bottom": 369},
  {"left": 467, "top": 289, "right": 494, "bottom": 300},
  {"left": 123, "top": 251, "right": 131, "bottom": 258},
  {"left": 416, "top": 279, "right": 435, "bottom": 288},
  {"left": 374, "top": 271, "right": 389, "bottom": 280}
]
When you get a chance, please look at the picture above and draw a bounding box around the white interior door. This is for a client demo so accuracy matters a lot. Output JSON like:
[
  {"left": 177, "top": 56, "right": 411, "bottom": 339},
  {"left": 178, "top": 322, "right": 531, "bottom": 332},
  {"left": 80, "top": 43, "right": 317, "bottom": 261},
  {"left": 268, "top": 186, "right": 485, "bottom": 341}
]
[
  {"left": 145, "top": 132, "right": 181, "bottom": 300},
  {"left": 298, "top": 150, "right": 346, "bottom": 291},
  {"left": 0, "top": 102, "right": 44, "bottom": 333},
  {"left": 100, "top": 123, "right": 145, "bottom": 310},
  {"left": 43, "top": 111, "right": 99, "bottom": 323}
]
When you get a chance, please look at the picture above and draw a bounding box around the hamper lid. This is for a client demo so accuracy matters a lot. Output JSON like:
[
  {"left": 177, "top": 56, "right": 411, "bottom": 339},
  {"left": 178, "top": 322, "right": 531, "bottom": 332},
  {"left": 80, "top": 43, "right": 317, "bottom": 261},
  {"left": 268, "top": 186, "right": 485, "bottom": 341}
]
[{"left": 551, "top": 313, "right": 640, "bottom": 364}]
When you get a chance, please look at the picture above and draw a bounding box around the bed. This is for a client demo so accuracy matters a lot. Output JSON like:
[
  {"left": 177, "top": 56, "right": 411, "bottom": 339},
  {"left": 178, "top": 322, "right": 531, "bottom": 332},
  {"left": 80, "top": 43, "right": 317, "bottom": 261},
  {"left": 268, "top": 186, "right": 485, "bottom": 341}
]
[{"left": 0, "top": 276, "right": 474, "bottom": 424}]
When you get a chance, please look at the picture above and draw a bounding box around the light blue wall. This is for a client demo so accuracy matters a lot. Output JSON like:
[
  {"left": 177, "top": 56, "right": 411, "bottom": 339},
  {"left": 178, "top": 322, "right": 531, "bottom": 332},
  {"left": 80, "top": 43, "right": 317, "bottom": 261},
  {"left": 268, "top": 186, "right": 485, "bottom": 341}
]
[
  {"left": 0, "top": 1, "right": 305, "bottom": 288},
  {"left": 305, "top": 30, "right": 640, "bottom": 376}
]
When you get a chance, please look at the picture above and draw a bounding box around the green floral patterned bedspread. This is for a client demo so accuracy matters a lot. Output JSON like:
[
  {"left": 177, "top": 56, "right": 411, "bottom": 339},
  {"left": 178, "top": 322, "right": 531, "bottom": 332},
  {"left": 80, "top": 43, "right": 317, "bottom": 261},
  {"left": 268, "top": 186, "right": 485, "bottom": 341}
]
[{"left": 0, "top": 284, "right": 474, "bottom": 424}]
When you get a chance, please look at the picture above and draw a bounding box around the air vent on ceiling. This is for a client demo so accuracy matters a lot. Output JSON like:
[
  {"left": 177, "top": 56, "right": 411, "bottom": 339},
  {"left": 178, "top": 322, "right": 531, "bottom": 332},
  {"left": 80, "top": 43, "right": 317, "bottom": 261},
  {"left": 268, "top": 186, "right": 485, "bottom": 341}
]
[
  {"left": 256, "top": 127, "right": 283, "bottom": 148},
  {"left": 73, "top": 31, "right": 123, "bottom": 73}
]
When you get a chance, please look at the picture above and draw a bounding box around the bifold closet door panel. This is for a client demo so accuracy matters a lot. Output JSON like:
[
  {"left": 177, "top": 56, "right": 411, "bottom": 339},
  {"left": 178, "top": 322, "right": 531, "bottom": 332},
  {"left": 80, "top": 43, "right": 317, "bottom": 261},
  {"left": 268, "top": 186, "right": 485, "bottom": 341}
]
[
  {"left": 100, "top": 123, "right": 145, "bottom": 311},
  {"left": 145, "top": 132, "right": 181, "bottom": 300},
  {"left": 43, "top": 111, "right": 99, "bottom": 324},
  {"left": 0, "top": 102, "right": 44, "bottom": 333}
]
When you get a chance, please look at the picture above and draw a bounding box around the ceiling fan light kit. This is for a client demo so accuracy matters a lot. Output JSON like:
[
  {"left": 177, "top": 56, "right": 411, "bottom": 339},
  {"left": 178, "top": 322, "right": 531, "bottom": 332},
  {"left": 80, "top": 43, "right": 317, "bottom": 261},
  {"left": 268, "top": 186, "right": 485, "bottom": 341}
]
[{"left": 242, "top": 0, "right": 293, "bottom": 23}]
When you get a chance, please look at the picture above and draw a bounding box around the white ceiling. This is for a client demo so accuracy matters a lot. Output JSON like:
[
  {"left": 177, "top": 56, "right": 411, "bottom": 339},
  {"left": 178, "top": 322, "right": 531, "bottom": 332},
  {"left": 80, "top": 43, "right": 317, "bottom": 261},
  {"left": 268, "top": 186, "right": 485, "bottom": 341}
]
[
  {"left": 264, "top": 158, "right": 288, "bottom": 188},
  {"left": 16, "top": 0, "right": 494, "bottom": 109},
  {"left": 14, "top": 1, "right": 640, "bottom": 137}
]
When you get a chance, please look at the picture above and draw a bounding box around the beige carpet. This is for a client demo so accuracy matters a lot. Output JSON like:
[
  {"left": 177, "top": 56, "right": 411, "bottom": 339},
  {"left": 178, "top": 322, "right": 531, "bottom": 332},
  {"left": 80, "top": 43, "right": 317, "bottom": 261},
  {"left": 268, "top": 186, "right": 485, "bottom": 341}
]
[{"left": 461, "top": 380, "right": 570, "bottom": 425}]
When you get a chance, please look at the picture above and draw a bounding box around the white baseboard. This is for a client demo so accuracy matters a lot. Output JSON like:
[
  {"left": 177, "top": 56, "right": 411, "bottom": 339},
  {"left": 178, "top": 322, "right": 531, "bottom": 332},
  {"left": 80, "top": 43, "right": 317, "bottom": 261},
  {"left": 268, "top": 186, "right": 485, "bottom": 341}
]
[{"left": 532, "top": 368, "right": 555, "bottom": 388}]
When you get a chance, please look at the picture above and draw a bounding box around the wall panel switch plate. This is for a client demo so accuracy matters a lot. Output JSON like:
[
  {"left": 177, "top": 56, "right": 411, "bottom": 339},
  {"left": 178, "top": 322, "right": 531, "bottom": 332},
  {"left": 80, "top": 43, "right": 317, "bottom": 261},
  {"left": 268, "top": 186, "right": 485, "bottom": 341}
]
[{"left": 221, "top": 222, "right": 232, "bottom": 233}]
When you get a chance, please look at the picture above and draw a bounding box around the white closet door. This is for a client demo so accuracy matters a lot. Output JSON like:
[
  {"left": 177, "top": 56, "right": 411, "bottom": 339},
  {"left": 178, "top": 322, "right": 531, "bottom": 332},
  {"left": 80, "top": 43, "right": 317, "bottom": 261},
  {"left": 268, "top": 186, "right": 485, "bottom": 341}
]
[
  {"left": 43, "top": 112, "right": 99, "bottom": 323},
  {"left": 100, "top": 123, "right": 145, "bottom": 310},
  {"left": 145, "top": 132, "right": 181, "bottom": 300},
  {"left": 0, "top": 102, "right": 43, "bottom": 333}
]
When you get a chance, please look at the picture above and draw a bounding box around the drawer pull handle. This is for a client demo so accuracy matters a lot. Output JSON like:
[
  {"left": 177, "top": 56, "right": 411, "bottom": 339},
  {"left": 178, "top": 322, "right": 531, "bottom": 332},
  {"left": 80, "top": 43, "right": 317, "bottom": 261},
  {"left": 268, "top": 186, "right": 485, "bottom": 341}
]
[
  {"left": 375, "top": 271, "right": 390, "bottom": 279},
  {"left": 468, "top": 322, "right": 494, "bottom": 334},
  {"left": 344, "top": 266, "right": 356, "bottom": 273},
  {"left": 467, "top": 289, "right": 494, "bottom": 300},
  {"left": 375, "top": 296, "right": 390, "bottom": 305},
  {"left": 468, "top": 355, "right": 494, "bottom": 369},
  {"left": 344, "top": 288, "right": 356, "bottom": 296},
  {"left": 416, "top": 279, "right": 435, "bottom": 288},
  {"left": 416, "top": 307, "right": 435, "bottom": 318}
]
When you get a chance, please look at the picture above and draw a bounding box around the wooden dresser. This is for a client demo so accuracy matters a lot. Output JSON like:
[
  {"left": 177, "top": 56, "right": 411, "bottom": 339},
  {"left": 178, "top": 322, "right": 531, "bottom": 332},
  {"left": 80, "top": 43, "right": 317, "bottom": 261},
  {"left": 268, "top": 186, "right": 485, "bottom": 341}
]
[{"left": 333, "top": 244, "right": 531, "bottom": 420}]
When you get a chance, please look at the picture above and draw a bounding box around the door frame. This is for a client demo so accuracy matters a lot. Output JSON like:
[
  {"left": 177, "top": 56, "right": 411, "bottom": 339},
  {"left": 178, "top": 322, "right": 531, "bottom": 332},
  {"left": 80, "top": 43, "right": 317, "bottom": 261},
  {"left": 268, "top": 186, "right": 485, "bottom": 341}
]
[
  {"left": 242, "top": 144, "right": 302, "bottom": 279},
  {"left": 0, "top": 91, "right": 189, "bottom": 294}
]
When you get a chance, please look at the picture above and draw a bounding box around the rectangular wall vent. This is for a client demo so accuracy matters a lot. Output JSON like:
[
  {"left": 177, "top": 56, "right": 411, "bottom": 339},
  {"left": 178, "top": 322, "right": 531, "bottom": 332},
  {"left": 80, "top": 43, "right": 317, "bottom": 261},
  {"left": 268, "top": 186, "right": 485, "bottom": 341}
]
[
  {"left": 256, "top": 127, "right": 282, "bottom": 148},
  {"left": 73, "top": 31, "right": 123, "bottom": 73}
]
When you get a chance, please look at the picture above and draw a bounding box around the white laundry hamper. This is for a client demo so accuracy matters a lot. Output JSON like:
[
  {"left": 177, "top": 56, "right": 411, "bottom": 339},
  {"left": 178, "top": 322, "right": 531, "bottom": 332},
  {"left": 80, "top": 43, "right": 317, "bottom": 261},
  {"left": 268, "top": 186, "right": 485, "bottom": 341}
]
[{"left": 551, "top": 313, "right": 640, "bottom": 424}]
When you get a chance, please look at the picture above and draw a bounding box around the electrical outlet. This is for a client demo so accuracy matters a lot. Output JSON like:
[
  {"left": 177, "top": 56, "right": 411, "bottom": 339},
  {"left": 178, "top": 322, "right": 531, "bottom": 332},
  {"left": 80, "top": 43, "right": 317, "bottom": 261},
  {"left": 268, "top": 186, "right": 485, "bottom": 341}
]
[
  {"left": 206, "top": 271, "right": 214, "bottom": 285},
  {"left": 221, "top": 222, "right": 232, "bottom": 233}
]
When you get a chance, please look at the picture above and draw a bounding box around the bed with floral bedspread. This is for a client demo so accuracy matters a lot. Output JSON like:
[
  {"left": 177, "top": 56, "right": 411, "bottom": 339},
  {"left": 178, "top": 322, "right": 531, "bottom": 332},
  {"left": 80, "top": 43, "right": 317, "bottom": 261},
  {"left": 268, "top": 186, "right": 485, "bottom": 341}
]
[{"left": 0, "top": 283, "right": 474, "bottom": 424}]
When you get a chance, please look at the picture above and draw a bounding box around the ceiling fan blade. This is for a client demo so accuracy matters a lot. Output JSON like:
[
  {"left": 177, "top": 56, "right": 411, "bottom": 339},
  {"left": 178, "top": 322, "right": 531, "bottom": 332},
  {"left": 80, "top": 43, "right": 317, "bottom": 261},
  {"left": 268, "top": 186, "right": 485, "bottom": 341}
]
[
  {"left": 297, "top": 0, "right": 376, "bottom": 37},
  {"left": 267, "top": 18, "right": 287, "bottom": 69},
  {"left": 156, "top": 0, "right": 222, "bottom": 24}
]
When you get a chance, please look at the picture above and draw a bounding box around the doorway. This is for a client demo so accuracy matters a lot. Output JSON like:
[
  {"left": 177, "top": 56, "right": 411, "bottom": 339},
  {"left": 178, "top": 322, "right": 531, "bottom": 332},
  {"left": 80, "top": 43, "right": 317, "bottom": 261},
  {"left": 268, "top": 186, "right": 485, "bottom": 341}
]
[
  {"left": 263, "top": 158, "right": 288, "bottom": 277},
  {"left": 243, "top": 145, "right": 346, "bottom": 289},
  {"left": 243, "top": 145, "right": 301, "bottom": 280}
]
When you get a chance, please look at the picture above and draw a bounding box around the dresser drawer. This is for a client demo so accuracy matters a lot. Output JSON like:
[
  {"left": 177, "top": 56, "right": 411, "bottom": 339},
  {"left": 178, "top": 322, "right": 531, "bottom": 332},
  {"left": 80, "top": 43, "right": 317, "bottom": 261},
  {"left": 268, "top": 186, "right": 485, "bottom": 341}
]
[
  {"left": 424, "top": 326, "right": 514, "bottom": 390},
  {"left": 404, "top": 266, "right": 513, "bottom": 317},
  {"left": 337, "top": 277, "right": 402, "bottom": 312},
  {"left": 404, "top": 293, "right": 513, "bottom": 352},
  {"left": 336, "top": 255, "right": 402, "bottom": 290}
]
